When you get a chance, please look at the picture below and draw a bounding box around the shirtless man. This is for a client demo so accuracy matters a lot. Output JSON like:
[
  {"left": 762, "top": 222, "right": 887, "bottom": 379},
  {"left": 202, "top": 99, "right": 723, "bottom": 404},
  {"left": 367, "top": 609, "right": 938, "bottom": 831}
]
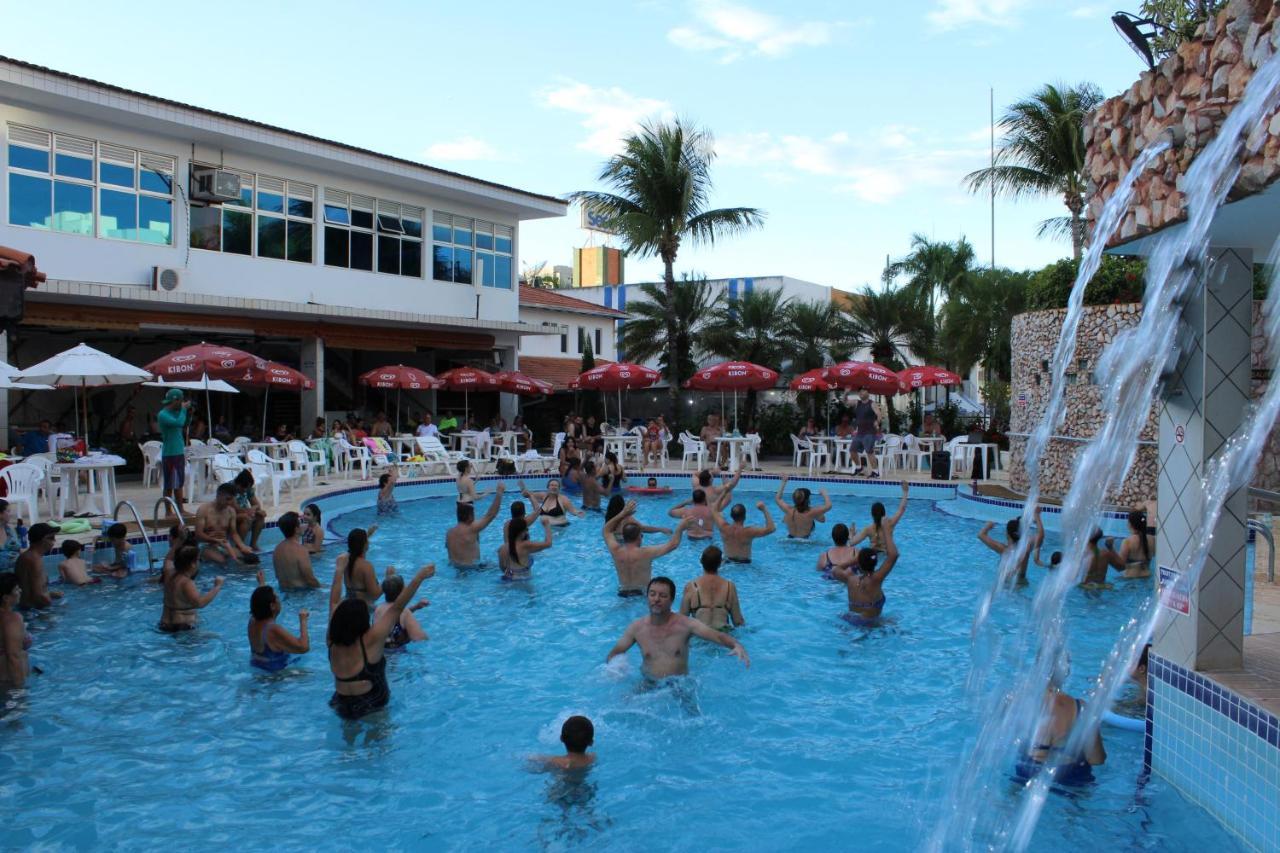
[
  {"left": 978, "top": 506, "right": 1045, "bottom": 585},
  {"left": 271, "top": 512, "right": 321, "bottom": 590},
  {"left": 691, "top": 468, "right": 739, "bottom": 510},
  {"left": 195, "top": 483, "right": 254, "bottom": 565},
  {"left": 446, "top": 484, "right": 505, "bottom": 567},
  {"left": 773, "top": 475, "right": 832, "bottom": 538},
  {"left": 603, "top": 502, "right": 689, "bottom": 596},
  {"left": 16, "top": 524, "right": 61, "bottom": 609},
  {"left": 699, "top": 415, "right": 726, "bottom": 466},
  {"left": 668, "top": 490, "right": 716, "bottom": 540},
  {"left": 606, "top": 576, "right": 749, "bottom": 679},
  {"left": 712, "top": 501, "right": 776, "bottom": 563},
  {"left": 580, "top": 460, "right": 609, "bottom": 511}
]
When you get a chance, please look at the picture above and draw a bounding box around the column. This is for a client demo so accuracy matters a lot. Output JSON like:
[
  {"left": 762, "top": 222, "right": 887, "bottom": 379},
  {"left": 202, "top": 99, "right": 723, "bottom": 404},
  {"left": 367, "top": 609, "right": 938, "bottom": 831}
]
[
  {"left": 300, "top": 336, "right": 324, "bottom": 432},
  {"left": 1153, "top": 247, "right": 1252, "bottom": 672},
  {"left": 497, "top": 346, "right": 517, "bottom": 424},
  {"left": 0, "top": 331, "right": 8, "bottom": 452}
]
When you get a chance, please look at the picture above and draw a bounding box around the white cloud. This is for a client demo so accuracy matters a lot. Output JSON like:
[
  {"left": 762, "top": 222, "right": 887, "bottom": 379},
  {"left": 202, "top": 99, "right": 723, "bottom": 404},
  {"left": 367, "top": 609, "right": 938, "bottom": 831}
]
[
  {"left": 666, "top": 0, "right": 844, "bottom": 63},
  {"left": 926, "top": 0, "right": 1026, "bottom": 31},
  {"left": 422, "top": 136, "right": 501, "bottom": 162},
  {"left": 539, "top": 80, "right": 674, "bottom": 156}
]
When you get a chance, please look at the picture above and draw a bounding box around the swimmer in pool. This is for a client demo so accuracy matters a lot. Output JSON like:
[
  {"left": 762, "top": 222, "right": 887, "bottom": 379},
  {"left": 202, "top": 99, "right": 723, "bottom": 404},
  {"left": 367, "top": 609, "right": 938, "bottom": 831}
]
[
  {"left": 16, "top": 524, "right": 61, "bottom": 609},
  {"left": 1108, "top": 510, "right": 1153, "bottom": 579},
  {"left": 606, "top": 577, "right": 749, "bottom": 679},
  {"left": 272, "top": 512, "right": 322, "bottom": 590},
  {"left": 159, "top": 545, "right": 224, "bottom": 632},
  {"left": 446, "top": 483, "right": 506, "bottom": 567},
  {"left": 668, "top": 490, "right": 716, "bottom": 540},
  {"left": 519, "top": 479, "right": 583, "bottom": 527},
  {"left": 152, "top": 525, "right": 193, "bottom": 586},
  {"left": 531, "top": 715, "right": 597, "bottom": 772},
  {"left": 247, "top": 577, "right": 310, "bottom": 671},
  {"left": 374, "top": 572, "right": 429, "bottom": 648},
  {"left": 978, "top": 507, "right": 1045, "bottom": 585},
  {"left": 456, "top": 459, "right": 485, "bottom": 505},
  {"left": 603, "top": 501, "right": 689, "bottom": 596},
  {"left": 712, "top": 500, "right": 775, "bottom": 563},
  {"left": 848, "top": 481, "right": 909, "bottom": 553},
  {"left": 375, "top": 467, "right": 399, "bottom": 516},
  {"left": 57, "top": 539, "right": 121, "bottom": 585},
  {"left": 679, "top": 546, "right": 745, "bottom": 630},
  {"left": 1079, "top": 528, "right": 1120, "bottom": 589},
  {"left": 299, "top": 504, "right": 326, "bottom": 555},
  {"left": 604, "top": 495, "right": 670, "bottom": 543},
  {"left": 329, "top": 528, "right": 382, "bottom": 609},
  {"left": 691, "top": 468, "right": 740, "bottom": 509},
  {"left": 502, "top": 500, "right": 542, "bottom": 544},
  {"left": 0, "top": 572, "right": 31, "bottom": 687},
  {"left": 579, "top": 460, "right": 609, "bottom": 511},
  {"left": 817, "top": 523, "right": 859, "bottom": 578},
  {"left": 498, "top": 516, "right": 554, "bottom": 579},
  {"left": 773, "top": 475, "right": 831, "bottom": 538},
  {"left": 1015, "top": 654, "right": 1106, "bottom": 785},
  {"left": 831, "top": 535, "right": 899, "bottom": 625}
]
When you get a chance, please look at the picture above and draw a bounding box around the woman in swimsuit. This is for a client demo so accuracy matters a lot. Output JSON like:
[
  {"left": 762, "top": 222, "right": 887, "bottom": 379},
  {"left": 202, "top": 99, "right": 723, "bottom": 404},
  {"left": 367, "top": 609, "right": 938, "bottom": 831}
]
[
  {"left": 374, "top": 572, "right": 429, "bottom": 649},
  {"left": 376, "top": 467, "right": 399, "bottom": 516},
  {"left": 328, "top": 564, "right": 434, "bottom": 720},
  {"left": 1109, "top": 510, "right": 1153, "bottom": 579},
  {"left": 831, "top": 535, "right": 899, "bottom": 626},
  {"left": 330, "top": 528, "right": 381, "bottom": 609},
  {"left": 1080, "top": 528, "right": 1119, "bottom": 589},
  {"left": 519, "top": 479, "right": 583, "bottom": 527},
  {"left": 557, "top": 437, "right": 581, "bottom": 477},
  {"left": 679, "top": 546, "right": 745, "bottom": 631},
  {"left": 159, "top": 545, "right": 224, "bottom": 632},
  {"left": 561, "top": 457, "right": 585, "bottom": 494},
  {"left": 498, "top": 516, "right": 554, "bottom": 580},
  {"left": 247, "top": 580, "right": 309, "bottom": 671},
  {"left": 300, "top": 505, "right": 325, "bottom": 555},
  {"left": 603, "top": 451, "right": 626, "bottom": 494},
  {"left": 817, "top": 524, "right": 859, "bottom": 579},
  {"left": 849, "top": 481, "right": 909, "bottom": 554},
  {"left": 978, "top": 507, "right": 1045, "bottom": 585},
  {"left": 0, "top": 572, "right": 31, "bottom": 687},
  {"left": 773, "top": 475, "right": 832, "bottom": 539},
  {"left": 1015, "top": 655, "right": 1106, "bottom": 785},
  {"left": 0, "top": 500, "right": 23, "bottom": 572},
  {"left": 456, "top": 460, "right": 485, "bottom": 506}
]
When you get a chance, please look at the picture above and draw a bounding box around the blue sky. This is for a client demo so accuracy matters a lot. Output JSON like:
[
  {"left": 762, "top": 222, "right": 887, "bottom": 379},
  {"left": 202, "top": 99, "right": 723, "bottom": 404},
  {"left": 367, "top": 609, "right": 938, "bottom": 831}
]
[{"left": 8, "top": 0, "right": 1148, "bottom": 291}]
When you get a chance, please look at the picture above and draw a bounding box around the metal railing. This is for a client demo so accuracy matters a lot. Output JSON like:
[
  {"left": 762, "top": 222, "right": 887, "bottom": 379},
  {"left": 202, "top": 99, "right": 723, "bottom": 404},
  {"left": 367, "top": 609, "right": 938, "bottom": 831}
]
[
  {"left": 113, "top": 500, "right": 155, "bottom": 572},
  {"left": 153, "top": 496, "right": 184, "bottom": 530},
  {"left": 1247, "top": 519, "right": 1275, "bottom": 584}
]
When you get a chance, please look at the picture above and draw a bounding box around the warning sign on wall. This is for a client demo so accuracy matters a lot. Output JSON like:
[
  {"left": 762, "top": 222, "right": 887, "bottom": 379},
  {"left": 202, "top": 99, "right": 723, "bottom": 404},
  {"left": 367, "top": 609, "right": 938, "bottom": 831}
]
[
  {"left": 1158, "top": 565, "right": 1191, "bottom": 614},
  {"left": 1174, "top": 425, "right": 1185, "bottom": 444}
]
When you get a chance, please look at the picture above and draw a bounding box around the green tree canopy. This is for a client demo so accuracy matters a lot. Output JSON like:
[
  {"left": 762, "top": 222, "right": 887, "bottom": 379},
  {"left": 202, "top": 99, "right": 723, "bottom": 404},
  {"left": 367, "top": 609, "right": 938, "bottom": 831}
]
[{"left": 617, "top": 276, "right": 720, "bottom": 384}]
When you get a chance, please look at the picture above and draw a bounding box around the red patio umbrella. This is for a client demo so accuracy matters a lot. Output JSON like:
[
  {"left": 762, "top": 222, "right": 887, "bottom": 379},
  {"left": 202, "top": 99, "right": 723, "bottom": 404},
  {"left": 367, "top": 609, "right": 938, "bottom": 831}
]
[
  {"left": 234, "top": 359, "right": 314, "bottom": 439},
  {"left": 577, "top": 362, "right": 661, "bottom": 426},
  {"left": 145, "top": 342, "right": 263, "bottom": 428},
  {"left": 898, "top": 366, "right": 962, "bottom": 389},
  {"left": 495, "top": 370, "right": 554, "bottom": 396},
  {"left": 359, "top": 365, "right": 440, "bottom": 432},
  {"left": 824, "top": 361, "right": 904, "bottom": 396},
  {"left": 436, "top": 366, "right": 500, "bottom": 426},
  {"left": 790, "top": 368, "right": 836, "bottom": 432},
  {"left": 683, "top": 361, "right": 778, "bottom": 431}
]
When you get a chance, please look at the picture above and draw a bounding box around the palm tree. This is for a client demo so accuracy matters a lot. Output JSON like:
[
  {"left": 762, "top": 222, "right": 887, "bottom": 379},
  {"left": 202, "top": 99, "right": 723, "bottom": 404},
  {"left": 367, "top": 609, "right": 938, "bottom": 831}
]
[
  {"left": 618, "top": 276, "right": 720, "bottom": 384},
  {"left": 570, "top": 119, "right": 765, "bottom": 421},
  {"left": 964, "top": 82, "right": 1104, "bottom": 260},
  {"left": 882, "top": 234, "right": 976, "bottom": 322},
  {"left": 783, "top": 300, "right": 856, "bottom": 371},
  {"left": 701, "top": 288, "right": 792, "bottom": 424},
  {"left": 846, "top": 286, "right": 914, "bottom": 365},
  {"left": 940, "top": 268, "right": 1029, "bottom": 381}
]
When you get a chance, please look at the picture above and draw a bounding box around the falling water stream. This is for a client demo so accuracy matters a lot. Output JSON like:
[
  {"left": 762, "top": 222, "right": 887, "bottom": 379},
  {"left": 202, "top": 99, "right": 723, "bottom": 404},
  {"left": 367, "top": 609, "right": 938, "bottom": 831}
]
[{"left": 930, "top": 47, "right": 1280, "bottom": 852}]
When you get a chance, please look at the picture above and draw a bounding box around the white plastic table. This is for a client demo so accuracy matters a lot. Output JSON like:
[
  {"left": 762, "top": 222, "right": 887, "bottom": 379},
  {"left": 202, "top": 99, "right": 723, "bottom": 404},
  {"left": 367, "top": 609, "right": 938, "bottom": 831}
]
[
  {"left": 967, "top": 442, "right": 998, "bottom": 479},
  {"left": 603, "top": 434, "right": 641, "bottom": 465},
  {"left": 714, "top": 436, "right": 754, "bottom": 472},
  {"left": 56, "top": 460, "right": 120, "bottom": 518}
]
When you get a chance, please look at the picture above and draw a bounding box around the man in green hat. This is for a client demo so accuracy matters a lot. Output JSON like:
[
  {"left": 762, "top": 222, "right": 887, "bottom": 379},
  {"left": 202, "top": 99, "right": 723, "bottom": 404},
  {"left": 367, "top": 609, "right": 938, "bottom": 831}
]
[{"left": 158, "top": 388, "right": 192, "bottom": 515}]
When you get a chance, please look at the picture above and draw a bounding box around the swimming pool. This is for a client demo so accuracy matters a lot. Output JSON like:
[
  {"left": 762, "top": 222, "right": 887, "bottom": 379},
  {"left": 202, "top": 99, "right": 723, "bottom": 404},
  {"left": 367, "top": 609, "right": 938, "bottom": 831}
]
[{"left": 3, "top": 485, "right": 1244, "bottom": 850}]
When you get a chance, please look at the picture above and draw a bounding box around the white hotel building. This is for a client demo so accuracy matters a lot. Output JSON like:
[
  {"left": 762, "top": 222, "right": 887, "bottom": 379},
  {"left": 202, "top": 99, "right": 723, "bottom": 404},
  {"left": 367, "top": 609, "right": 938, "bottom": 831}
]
[{"left": 0, "top": 56, "right": 566, "bottom": 438}]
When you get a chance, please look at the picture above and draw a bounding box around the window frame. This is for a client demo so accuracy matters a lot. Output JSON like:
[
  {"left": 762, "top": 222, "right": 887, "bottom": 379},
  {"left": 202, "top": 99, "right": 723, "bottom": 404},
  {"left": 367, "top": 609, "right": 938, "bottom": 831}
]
[{"left": 432, "top": 210, "right": 514, "bottom": 289}]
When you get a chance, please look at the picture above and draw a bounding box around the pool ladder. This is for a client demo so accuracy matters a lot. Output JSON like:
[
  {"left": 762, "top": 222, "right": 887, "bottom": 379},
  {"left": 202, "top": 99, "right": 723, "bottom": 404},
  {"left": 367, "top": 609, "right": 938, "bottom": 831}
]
[
  {"left": 110, "top": 498, "right": 185, "bottom": 572},
  {"left": 1246, "top": 518, "right": 1275, "bottom": 584}
]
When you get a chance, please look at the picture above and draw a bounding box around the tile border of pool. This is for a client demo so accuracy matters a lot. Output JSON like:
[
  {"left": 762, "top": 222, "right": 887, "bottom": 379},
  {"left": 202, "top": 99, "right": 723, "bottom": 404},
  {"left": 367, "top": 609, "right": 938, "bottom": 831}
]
[{"left": 1147, "top": 652, "right": 1280, "bottom": 851}]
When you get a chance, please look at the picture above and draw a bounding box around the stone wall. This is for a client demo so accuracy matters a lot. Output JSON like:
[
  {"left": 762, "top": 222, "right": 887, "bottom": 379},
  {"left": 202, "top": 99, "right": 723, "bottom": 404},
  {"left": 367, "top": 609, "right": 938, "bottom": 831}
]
[
  {"left": 1009, "top": 301, "right": 1279, "bottom": 504},
  {"left": 1084, "top": 0, "right": 1280, "bottom": 244}
]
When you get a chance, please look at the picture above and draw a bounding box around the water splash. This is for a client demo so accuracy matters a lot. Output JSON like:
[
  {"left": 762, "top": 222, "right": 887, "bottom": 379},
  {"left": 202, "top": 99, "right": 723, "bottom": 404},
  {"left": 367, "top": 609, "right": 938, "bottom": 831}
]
[{"left": 932, "top": 46, "right": 1280, "bottom": 852}]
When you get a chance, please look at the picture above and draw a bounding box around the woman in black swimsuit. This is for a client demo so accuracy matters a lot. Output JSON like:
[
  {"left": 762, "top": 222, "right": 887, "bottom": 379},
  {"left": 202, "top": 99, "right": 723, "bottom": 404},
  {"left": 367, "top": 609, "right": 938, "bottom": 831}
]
[
  {"left": 159, "top": 545, "right": 223, "bottom": 632},
  {"left": 519, "top": 479, "right": 582, "bottom": 527},
  {"left": 329, "top": 528, "right": 381, "bottom": 612},
  {"left": 328, "top": 564, "right": 434, "bottom": 720}
]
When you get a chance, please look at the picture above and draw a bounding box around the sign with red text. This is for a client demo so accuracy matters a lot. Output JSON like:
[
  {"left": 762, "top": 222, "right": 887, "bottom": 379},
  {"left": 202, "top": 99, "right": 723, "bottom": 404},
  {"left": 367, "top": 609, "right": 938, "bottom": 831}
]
[{"left": 1158, "top": 565, "right": 1190, "bottom": 614}]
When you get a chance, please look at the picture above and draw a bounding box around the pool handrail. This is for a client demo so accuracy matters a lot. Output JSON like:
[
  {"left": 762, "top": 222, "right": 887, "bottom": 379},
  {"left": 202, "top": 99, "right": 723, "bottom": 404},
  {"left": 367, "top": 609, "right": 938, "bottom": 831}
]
[{"left": 113, "top": 500, "right": 155, "bottom": 571}]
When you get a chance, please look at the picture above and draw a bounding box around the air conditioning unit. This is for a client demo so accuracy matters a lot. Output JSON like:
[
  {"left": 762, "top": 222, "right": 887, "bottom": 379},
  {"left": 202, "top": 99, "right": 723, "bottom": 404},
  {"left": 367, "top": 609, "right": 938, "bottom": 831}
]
[
  {"left": 189, "top": 166, "right": 242, "bottom": 203},
  {"left": 153, "top": 266, "right": 183, "bottom": 292}
]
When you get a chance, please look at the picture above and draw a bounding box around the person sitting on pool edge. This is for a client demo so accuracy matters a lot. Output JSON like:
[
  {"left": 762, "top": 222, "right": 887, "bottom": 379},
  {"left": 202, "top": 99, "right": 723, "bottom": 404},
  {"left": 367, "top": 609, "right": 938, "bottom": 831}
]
[
  {"left": 16, "top": 523, "right": 62, "bottom": 610},
  {"left": 446, "top": 484, "right": 506, "bottom": 568},
  {"left": 531, "top": 715, "right": 597, "bottom": 772},
  {"left": 831, "top": 534, "right": 900, "bottom": 627},
  {"left": 773, "top": 475, "right": 832, "bottom": 539},
  {"left": 272, "top": 512, "right": 321, "bottom": 590},
  {"left": 667, "top": 490, "right": 716, "bottom": 540},
  {"left": 1015, "top": 653, "right": 1106, "bottom": 785},
  {"left": 679, "top": 546, "right": 745, "bottom": 631},
  {"left": 375, "top": 571, "right": 429, "bottom": 649},
  {"left": 233, "top": 470, "right": 268, "bottom": 552},
  {"left": 607, "top": 576, "right": 749, "bottom": 680},
  {"left": 195, "top": 483, "right": 257, "bottom": 566},
  {"left": 712, "top": 500, "right": 775, "bottom": 564},
  {"left": 159, "top": 545, "right": 224, "bottom": 632},
  {"left": 328, "top": 564, "right": 434, "bottom": 720},
  {"left": 248, "top": 576, "right": 310, "bottom": 671},
  {"left": 978, "top": 507, "right": 1044, "bottom": 585},
  {"left": 603, "top": 500, "right": 689, "bottom": 597}
]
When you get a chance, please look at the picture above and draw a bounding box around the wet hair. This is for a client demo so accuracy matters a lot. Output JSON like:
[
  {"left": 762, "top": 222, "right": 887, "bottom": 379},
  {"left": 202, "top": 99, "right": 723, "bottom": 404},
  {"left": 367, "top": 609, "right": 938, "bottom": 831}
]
[
  {"left": 647, "top": 576, "right": 676, "bottom": 598},
  {"left": 1006, "top": 518, "right": 1021, "bottom": 542},
  {"left": 216, "top": 483, "right": 237, "bottom": 499},
  {"left": 871, "top": 502, "right": 885, "bottom": 531},
  {"left": 583, "top": 460, "right": 596, "bottom": 475},
  {"left": 174, "top": 545, "right": 199, "bottom": 573},
  {"left": 701, "top": 545, "right": 723, "bottom": 574},
  {"left": 168, "top": 524, "right": 186, "bottom": 541},
  {"left": 1050, "top": 551, "right": 1063, "bottom": 567},
  {"left": 793, "top": 488, "right": 811, "bottom": 513},
  {"left": 328, "top": 598, "right": 371, "bottom": 646},
  {"left": 692, "top": 489, "right": 707, "bottom": 505},
  {"left": 856, "top": 547, "right": 878, "bottom": 574},
  {"left": 27, "top": 523, "right": 57, "bottom": 545},
  {"left": 457, "top": 503, "right": 475, "bottom": 523},
  {"left": 697, "top": 470, "right": 712, "bottom": 487},
  {"left": 250, "top": 586, "right": 277, "bottom": 620},
  {"left": 107, "top": 523, "right": 127, "bottom": 540},
  {"left": 1089, "top": 527, "right": 1105, "bottom": 548},
  {"left": 511, "top": 501, "right": 527, "bottom": 519},
  {"left": 381, "top": 573, "right": 405, "bottom": 602},
  {"left": 234, "top": 469, "right": 254, "bottom": 488},
  {"left": 605, "top": 495, "right": 625, "bottom": 522},
  {"left": 345, "top": 529, "right": 369, "bottom": 583},
  {"left": 378, "top": 472, "right": 391, "bottom": 488},
  {"left": 0, "top": 572, "right": 18, "bottom": 599},
  {"left": 1129, "top": 510, "right": 1150, "bottom": 561},
  {"left": 1137, "top": 643, "right": 1151, "bottom": 671},
  {"left": 59, "top": 539, "right": 83, "bottom": 557},
  {"left": 621, "top": 522, "right": 641, "bottom": 543},
  {"left": 831, "top": 523, "right": 849, "bottom": 546},
  {"left": 730, "top": 503, "right": 747, "bottom": 523},
  {"left": 457, "top": 460, "right": 470, "bottom": 475},
  {"left": 507, "top": 517, "right": 528, "bottom": 562},
  {"left": 561, "top": 715, "right": 594, "bottom": 754},
  {"left": 277, "top": 511, "right": 299, "bottom": 538},
  {"left": 304, "top": 504, "right": 322, "bottom": 524},
  {"left": 646, "top": 478, "right": 658, "bottom": 488}
]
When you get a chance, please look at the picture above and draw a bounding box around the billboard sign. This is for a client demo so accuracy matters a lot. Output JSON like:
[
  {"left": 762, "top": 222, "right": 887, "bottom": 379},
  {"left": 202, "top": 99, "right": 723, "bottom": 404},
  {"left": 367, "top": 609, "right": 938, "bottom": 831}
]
[{"left": 580, "top": 202, "right": 617, "bottom": 235}]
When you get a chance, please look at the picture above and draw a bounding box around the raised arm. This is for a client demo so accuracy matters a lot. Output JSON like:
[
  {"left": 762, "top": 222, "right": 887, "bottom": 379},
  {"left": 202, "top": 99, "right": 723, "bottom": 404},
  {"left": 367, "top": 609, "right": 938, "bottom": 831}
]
[
  {"left": 367, "top": 565, "right": 434, "bottom": 645},
  {"left": 888, "top": 482, "right": 909, "bottom": 525},
  {"left": 183, "top": 574, "right": 224, "bottom": 608},
  {"left": 814, "top": 488, "right": 833, "bottom": 515},
  {"left": 751, "top": 502, "right": 776, "bottom": 538},
  {"left": 268, "top": 609, "right": 311, "bottom": 653},
  {"left": 526, "top": 517, "right": 556, "bottom": 554},
  {"left": 872, "top": 537, "right": 899, "bottom": 583},
  {"left": 774, "top": 475, "right": 790, "bottom": 512},
  {"left": 978, "top": 521, "right": 1006, "bottom": 555},
  {"left": 668, "top": 499, "right": 690, "bottom": 520},
  {"left": 328, "top": 561, "right": 345, "bottom": 615},
  {"left": 476, "top": 484, "right": 506, "bottom": 532},
  {"left": 648, "top": 518, "right": 688, "bottom": 557}
]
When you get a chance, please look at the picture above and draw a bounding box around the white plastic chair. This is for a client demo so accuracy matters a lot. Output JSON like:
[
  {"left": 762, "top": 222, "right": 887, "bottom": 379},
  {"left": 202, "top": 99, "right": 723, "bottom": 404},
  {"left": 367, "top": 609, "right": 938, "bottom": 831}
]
[
  {"left": 139, "top": 440, "right": 163, "bottom": 487},
  {"left": 211, "top": 453, "right": 246, "bottom": 485},
  {"left": 335, "top": 438, "right": 371, "bottom": 480},
  {"left": 286, "top": 440, "right": 324, "bottom": 487},
  {"left": 807, "top": 439, "right": 829, "bottom": 475},
  {"left": 22, "top": 453, "right": 60, "bottom": 518},
  {"left": 247, "top": 449, "right": 304, "bottom": 502},
  {"left": 188, "top": 438, "right": 206, "bottom": 447},
  {"left": 679, "top": 433, "right": 707, "bottom": 471},
  {"left": 900, "top": 435, "right": 930, "bottom": 472},
  {"left": 1, "top": 463, "right": 43, "bottom": 523},
  {"left": 790, "top": 434, "right": 811, "bottom": 469},
  {"left": 744, "top": 433, "right": 761, "bottom": 471},
  {"left": 551, "top": 432, "right": 566, "bottom": 458},
  {"left": 947, "top": 436, "right": 974, "bottom": 478},
  {"left": 876, "top": 434, "right": 904, "bottom": 472}
]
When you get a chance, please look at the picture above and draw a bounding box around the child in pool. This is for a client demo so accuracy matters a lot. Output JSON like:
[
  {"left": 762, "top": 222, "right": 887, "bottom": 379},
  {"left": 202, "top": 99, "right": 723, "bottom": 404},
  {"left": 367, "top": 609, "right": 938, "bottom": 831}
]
[
  {"left": 377, "top": 468, "right": 399, "bottom": 515},
  {"left": 58, "top": 539, "right": 124, "bottom": 584},
  {"left": 531, "top": 715, "right": 596, "bottom": 771},
  {"left": 106, "top": 523, "right": 133, "bottom": 572}
]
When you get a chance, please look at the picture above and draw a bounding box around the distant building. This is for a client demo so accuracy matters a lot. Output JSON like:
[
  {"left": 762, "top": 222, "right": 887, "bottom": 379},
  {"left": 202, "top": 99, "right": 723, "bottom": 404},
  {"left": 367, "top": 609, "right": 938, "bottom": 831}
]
[
  {"left": 516, "top": 284, "right": 625, "bottom": 390},
  {"left": 573, "top": 246, "right": 624, "bottom": 287}
]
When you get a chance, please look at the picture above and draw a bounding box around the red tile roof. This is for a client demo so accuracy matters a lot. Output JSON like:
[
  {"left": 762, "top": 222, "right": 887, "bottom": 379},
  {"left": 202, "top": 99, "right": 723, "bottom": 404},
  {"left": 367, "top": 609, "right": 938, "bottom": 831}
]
[
  {"left": 0, "top": 246, "right": 45, "bottom": 287},
  {"left": 519, "top": 285, "right": 627, "bottom": 318},
  {"left": 519, "top": 356, "right": 612, "bottom": 391}
]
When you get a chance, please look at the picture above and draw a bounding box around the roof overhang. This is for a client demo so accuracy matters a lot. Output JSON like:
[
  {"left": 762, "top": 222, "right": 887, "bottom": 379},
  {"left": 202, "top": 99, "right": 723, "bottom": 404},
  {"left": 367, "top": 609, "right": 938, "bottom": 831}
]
[{"left": 1107, "top": 179, "right": 1280, "bottom": 257}]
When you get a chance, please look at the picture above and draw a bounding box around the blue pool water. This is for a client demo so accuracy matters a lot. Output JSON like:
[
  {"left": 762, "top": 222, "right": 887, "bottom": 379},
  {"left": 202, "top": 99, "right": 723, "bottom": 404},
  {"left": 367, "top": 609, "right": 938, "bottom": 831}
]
[{"left": 2, "top": 487, "right": 1244, "bottom": 851}]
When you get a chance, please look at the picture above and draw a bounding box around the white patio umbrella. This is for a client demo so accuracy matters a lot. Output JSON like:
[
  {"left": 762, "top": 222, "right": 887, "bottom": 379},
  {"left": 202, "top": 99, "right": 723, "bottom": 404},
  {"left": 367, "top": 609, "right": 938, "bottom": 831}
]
[
  {"left": 15, "top": 343, "right": 152, "bottom": 442},
  {"left": 144, "top": 375, "right": 239, "bottom": 427},
  {"left": 0, "top": 359, "right": 53, "bottom": 390}
]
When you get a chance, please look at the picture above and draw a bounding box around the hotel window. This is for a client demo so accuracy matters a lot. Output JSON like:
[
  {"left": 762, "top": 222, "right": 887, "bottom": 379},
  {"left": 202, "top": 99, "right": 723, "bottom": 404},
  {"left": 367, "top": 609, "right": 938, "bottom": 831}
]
[
  {"left": 432, "top": 211, "right": 513, "bottom": 288},
  {"left": 7, "top": 124, "right": 174, "bottom": 244},
  {"left": 323, "top": 190, "right": 420, "bottom": 277},
  {"left": 560, "top": 333, "right": 567, "bottom": 353},
  {"left": 189, "top": 171, "right": 313, "bottom": 263},
  {"left": 595, "top": 328, "right": 602, "bottom": 354}
]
